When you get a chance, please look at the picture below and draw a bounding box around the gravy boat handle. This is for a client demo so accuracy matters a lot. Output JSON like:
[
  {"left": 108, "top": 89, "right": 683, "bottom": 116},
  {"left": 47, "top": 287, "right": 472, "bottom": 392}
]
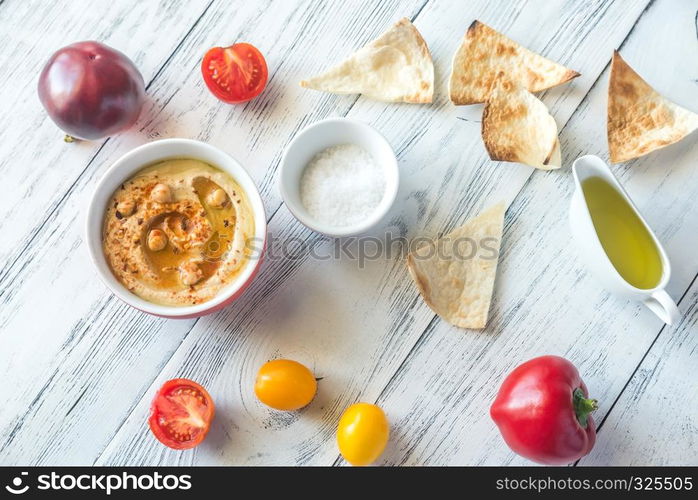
[{"left": 643, "top": 290, "right": 681, "bottom": 325}]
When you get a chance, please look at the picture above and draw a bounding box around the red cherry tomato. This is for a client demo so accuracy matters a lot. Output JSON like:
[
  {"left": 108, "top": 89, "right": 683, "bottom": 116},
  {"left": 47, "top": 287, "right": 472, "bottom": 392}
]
[
  {"left": 201, "top": 43, "right": 268, "bottom": 104},
  {"left": 148, "top": 378, "right": 215, "bottom": 450}
]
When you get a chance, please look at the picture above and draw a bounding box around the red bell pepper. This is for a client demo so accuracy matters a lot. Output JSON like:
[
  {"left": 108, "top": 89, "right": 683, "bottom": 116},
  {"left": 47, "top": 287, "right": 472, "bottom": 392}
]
[{"left": 490, "top": 355, "right": 598, "bottom": 465}]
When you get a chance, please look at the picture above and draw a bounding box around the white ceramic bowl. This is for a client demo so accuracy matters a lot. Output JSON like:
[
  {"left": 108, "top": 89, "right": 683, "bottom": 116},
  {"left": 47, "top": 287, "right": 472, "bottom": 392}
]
[
  {"left": 278, "top": 117, "right": 399, "bottom": 237},
  {"left": 85, "top": 138, "right": 267, "bottom": 319}
]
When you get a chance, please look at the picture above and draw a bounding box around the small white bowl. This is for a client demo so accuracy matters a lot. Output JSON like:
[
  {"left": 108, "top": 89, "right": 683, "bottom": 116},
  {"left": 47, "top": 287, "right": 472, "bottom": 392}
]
[
  {"left": 85, "top": 138, "right": 267, "bottom": 319},
  {"left": 278, "top": 117, "right": 399, "bottom": 237}
]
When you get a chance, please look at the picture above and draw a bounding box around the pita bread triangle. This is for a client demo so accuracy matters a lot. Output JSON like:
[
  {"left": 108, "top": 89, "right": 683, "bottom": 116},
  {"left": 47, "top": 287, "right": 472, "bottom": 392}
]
[
  {"left": 407, "top": 202, "right": 505, "bottom": 329},
  {"left": 482, "top": 79, "right": 561, "bottom": 169},
  {"left": 607, "top": 51, "right": 698, "bottom": 163},
  {"left": 300, "top": 18, "right": 433, "bottom": 103},
  {"left": 449, "top": 20, "right": 579, "bottom": 105}
]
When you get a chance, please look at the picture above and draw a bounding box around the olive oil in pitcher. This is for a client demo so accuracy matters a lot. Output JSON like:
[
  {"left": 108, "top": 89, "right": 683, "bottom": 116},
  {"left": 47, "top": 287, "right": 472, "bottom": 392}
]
[{"left": 581, "top": 176, "right": 663, "bottom": 289}]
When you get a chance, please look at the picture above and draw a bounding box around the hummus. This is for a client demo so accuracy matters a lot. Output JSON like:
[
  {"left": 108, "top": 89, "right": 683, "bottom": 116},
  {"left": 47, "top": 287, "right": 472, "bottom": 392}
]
[{"left": 102, "top": 159, "right": 255, "bottom": 306}]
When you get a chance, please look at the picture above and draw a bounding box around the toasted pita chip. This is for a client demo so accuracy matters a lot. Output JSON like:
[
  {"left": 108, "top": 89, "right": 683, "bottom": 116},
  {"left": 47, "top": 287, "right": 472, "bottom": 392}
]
[
  {"left": 300, "top": 18, "right": 433, "bottom": 103},
  {"left": 449, "top": 20, "right": 579, "bottom": 105},
  {"left": 608, "top": 51, "right": 698, "bottom": 163},
  {"left": 407, "top": 202, "right": 505, "bottom": 329},
  {"left": 482, "top": 80, "right": 561, "bottom": 170}
]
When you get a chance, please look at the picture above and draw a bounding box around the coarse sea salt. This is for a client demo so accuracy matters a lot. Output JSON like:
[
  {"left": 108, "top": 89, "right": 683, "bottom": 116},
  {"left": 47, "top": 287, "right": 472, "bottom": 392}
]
[{"left": 300, "top": 143, "right": 386, "bottom": 227}]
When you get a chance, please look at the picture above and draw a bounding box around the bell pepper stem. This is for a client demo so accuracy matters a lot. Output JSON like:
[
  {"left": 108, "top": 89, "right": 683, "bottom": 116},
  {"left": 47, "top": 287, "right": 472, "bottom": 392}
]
[
  {"left": 64, "top": 134, "right": 77, "bottom": 143},
  {"left": 573, "top": 388, "right": 598, "bottom": 428}
]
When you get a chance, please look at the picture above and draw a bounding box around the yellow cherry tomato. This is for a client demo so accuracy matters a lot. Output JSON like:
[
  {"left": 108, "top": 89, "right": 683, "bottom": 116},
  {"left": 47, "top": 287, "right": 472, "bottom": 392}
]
[
  {"left": 337, "top": 403, "right": 389, "bottom": 466},
  {"left": 254, "top": 359, "right": 317, "bottom": 411}
]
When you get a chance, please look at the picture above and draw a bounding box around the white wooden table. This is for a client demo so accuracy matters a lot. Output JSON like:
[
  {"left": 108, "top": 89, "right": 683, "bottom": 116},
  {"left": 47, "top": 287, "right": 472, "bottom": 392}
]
[{"left": 1, "top": 0, "right": 696, "bottom": 466}]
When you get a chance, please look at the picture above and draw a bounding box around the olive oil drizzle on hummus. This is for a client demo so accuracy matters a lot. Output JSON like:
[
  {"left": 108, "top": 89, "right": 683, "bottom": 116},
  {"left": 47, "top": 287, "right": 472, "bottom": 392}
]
[
  {"left": 143, "top": 177, "right": 237, "bottom": 289},
  {"left": 102, "top": 159, "right": 254, "bottom": 306}
]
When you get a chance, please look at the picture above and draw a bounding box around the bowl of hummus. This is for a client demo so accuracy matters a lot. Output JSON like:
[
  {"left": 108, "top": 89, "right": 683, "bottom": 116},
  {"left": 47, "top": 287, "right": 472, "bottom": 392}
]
[{"left": 85, "top": 139, "right": 266, "bottom": 318}]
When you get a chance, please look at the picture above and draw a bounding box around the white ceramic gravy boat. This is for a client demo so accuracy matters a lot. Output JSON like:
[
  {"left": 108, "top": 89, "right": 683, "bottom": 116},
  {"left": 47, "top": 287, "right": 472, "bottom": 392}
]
[{"left": 570, "top": 155, "right": 680, "bottom": 325}]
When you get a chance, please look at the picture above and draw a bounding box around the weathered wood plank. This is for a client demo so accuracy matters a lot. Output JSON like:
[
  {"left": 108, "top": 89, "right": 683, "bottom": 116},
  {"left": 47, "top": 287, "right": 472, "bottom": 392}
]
[
  {"left": 96, "top": 0, "right": 651, "bottom": 465},
  {"left": 371, "top": 0, "right": 698, "bottom": 466},
  {"left": 578, "top": 277, "right": 698, "bottom": 466},
  {"left": 0, "top": 0, "right": 427, "bottom": 465}
]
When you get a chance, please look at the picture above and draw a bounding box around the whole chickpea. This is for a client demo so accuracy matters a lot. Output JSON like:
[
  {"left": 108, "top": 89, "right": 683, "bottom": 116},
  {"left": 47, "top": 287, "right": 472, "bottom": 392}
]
[
  {"left": 116, "top": 199, "right": 136, "bottom": 217},
  {"left": 179, "top": 261, "right": 203, "bottom": 286},
  {"left": 147, "top": 229, "right": 168, "bottom": 252},
  {"left": 207, "top": 188, "right": 228, "bottom": 208},
  {"left": 151, "top": 183, "right": 172, "bottom": 203}
]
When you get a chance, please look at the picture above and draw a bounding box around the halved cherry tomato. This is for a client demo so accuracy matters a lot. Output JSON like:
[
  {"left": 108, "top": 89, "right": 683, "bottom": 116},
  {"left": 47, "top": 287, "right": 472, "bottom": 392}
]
[
  {"left": 148, "top": 378, "right": 215, "bottom": 450},
  {"left": 201, "top": 43, "right": 268, "bottom": 104}
]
